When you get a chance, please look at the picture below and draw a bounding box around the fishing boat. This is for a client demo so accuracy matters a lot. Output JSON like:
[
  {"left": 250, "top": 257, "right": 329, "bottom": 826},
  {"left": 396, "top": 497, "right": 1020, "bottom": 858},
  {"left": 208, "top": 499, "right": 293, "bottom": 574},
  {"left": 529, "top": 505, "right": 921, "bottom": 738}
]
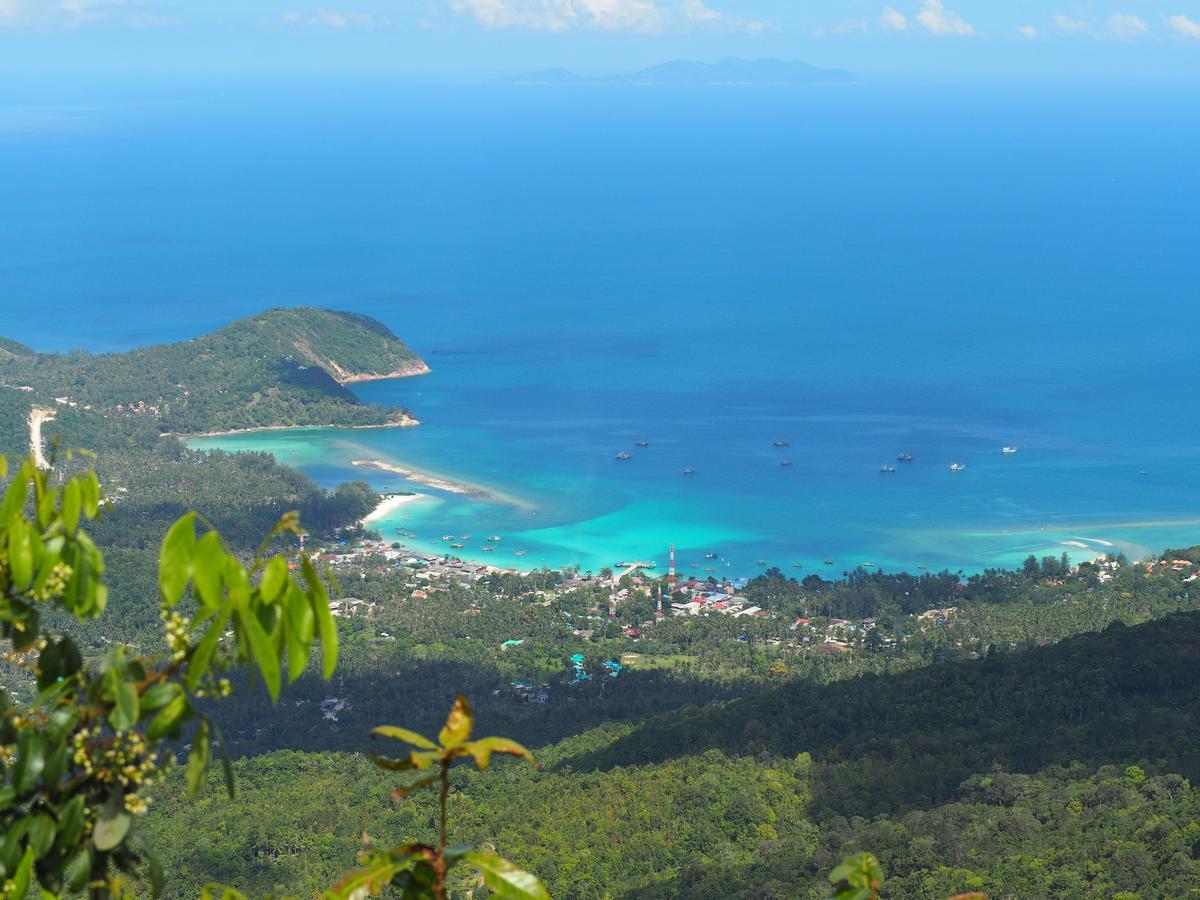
[
  {"left": 514, "top": 550, "right": 528, "bottom": 557},
  {"left": 481, "top": 546, "right": 495, "bottom": 552},
  {"left": 450, "top": 543, "right": 464, "bottom": 549},
  {"left": 441, "top": 535, "right": 455, "bottom": 542},
  {"left": 1002, "top": 446, "right": 1018, "bottom": 454},
  {"left": 773, "top": 439, "right": 790, "bottom": 448},
  {"left": 756, "top": 559, "right": 767, "bottom": 565},
  {"left": 703, "top": 566, "right": 716, "bottom": 573},
  {"left": 488, "top": 535, "right": 502, "bottom": 542},
  {"left": 780, "top": 459, "right": 793, "bottom": 467},
  {"left": 950, "top": 463, "right": 966, "bottom": 472},
  {"left": 823, "top": 559, "right": 834, "bottom": 565},
  {"left": 897, "top": 452, "right": 913, "bottom": 462},
  {"left": 615, "top": 451, "right": 632, "bottom": 460},
  {"left": 704, "top": 552, "right": 718, "bottom": 559},
  {"left": 792, "top": 563, "right": 803, "bottom": 568},
  {"left": 682, "top": 467, "right": 696, "bottom": 475},
  {"left": 635, "top": 439, "right": 649, "bottom": 447},
  {"left": 880, "top": 465, "right": 896, "bottom": 473}
]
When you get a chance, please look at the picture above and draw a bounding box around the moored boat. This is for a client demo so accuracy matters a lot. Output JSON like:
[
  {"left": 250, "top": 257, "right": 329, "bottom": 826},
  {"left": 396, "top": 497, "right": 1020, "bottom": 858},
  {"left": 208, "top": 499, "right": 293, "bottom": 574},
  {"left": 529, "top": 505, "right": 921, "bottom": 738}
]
[{"left": 897, "top": 452, "right": 913, "bottom": 462}]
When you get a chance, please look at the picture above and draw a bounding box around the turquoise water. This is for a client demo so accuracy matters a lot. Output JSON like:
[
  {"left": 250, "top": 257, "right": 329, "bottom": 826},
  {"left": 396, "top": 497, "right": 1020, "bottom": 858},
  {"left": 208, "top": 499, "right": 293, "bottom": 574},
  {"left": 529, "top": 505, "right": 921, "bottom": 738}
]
[{"left": 5, "top": 80, "right": 1200, "bottom": 575}]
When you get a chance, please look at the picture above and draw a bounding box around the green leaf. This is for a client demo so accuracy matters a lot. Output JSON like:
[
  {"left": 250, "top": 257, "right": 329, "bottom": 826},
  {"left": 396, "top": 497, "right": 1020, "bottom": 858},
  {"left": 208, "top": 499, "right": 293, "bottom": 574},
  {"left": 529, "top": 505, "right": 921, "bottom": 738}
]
[
  {"left": 463, "top": 851, "right": 550, "bottom": 900},
  {"left": 107, "top": 674, "right": 140, "bottom": 732},
  {"left": 186, "top": 720, "right": 212, "bottom": 799},
  {"left": 304, "top": 556, "right": 338, "bottom": 679},
  {"left": 389, "top": 775, "right": 438, "bottom": 800},
  {"left": 0, "top": 465, "right": 28, "bottom": 524},
  {"left": 260, "top": 555, "right": 288, "bottom": 602},
  {"left": 284, "top": 585, "right": 314, "bottom": 683},
  {"left": 141, "top": 681, "right": 180, "bottom": 711},
  {"left": 192, "top": 531, "right": 225, "bottom": 612},
  {"left": 93, "top": 793, "right": 132, "bottom": 851},
  {"left": 463, "top": 737, "right": 535, "bottom": 770},
  {"left": 9, "top": 847, "right": 34, "bottom": 900},
  {"left": 439, "top": 694, "right": 473, "bottom": 748},
  {"left": 82, "top": 470, "right": 102, "bottom": 517},
  {"left": 13, "top": 728, "right": 46, "bottom": 794},
  {"left": 147, "top": 690, "right": 189, "bottom": 741},
  {"left": 64, "top": 846, "right": 93, "bottom": 892},
  {"left": 323, "top": 850, "right": 419, "bottom": 899},
  {"left": 235, "top": 606, "right": 281, "bottom": 702},
  {"left": 61, "top": 478, "right": 82, "bottom": 533},
  {"left": 371, "top": 726, "right": 438, "bottom": 750},
  {"left": 58, "top": 794, "right": 87, "bottom": 848},
  {"left": 26, "top": 813, "right": 56, "bottom": 858},
  {"left": 158, "top": 512, "right": 196, "bottom": 607},
  {"left": 8, "top": 517, "right": 35, "bottom": 589}
]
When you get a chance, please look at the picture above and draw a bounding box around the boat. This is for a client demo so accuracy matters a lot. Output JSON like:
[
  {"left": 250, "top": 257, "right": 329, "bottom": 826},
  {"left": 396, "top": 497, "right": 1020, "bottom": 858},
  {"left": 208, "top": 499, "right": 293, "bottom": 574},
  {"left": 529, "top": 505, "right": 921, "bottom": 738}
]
[
  {"left": 917, "top": 565, "right": 927, "bottom": 570},
  {"left": 880, "top": 465, "right": 896, "bottom": 473},
  {"left": 450, "top": 543, "right": 464, "bottom": 549},
  {"left": 488, "top": 535, "right": 502, "bottom": 542},
  {"left": 1002, "top": 446, "right": 1018, "bottom": 454},
  {"left": 635, "top": 439, "right": 649, "bottom": 447},
  {"left": 441, "top": 535, "right": 455, "bottom": 542},
  {"left": 514, "top": 550, "right": 528, "bottom": 557},
  {"left": 756, "top": 559, "right": 766, "bottom": 565},
  {"left": 780, "top": 459, "right": 793, "bottom": 467},
  {"left": 682, "top": 467, "right": 696, "bottom": 475},
  {"left": 704, "top": 552, "right": 718, "bottom": 559},
  {"left": 863, "top": 562, "right": 876, "bottom": 568},
  {"left": 481, "top": 546, "right": 495, "bottom": 552},
  {"left": 615, "top": 451, "right": 632, "bottom": 460},
  {"left": 460, "top": 535, "right": 470, "bottom": 540},
  {"left": 792, "top": 563, "right": 803, "bottom": 568},
  {"left": 897, "top": 452, "right": 914, "bottom": 462},
  {"left": 773, "top": 439, "right": 790, "bottom": 448},
  {"left": 950, "top": 463, "right": 966, "bottom": 472},
  {"left": 823, "top": 559, "right": 834, "bottom": 565},
  {"left": 704, "top": 566, "right": 716, "bottom": 572}
]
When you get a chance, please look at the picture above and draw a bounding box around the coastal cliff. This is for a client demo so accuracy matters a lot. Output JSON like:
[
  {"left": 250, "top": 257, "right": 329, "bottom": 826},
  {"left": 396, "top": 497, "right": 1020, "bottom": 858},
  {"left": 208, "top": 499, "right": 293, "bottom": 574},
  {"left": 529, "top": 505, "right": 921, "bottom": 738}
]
[{"left": 0, "top": 307, "right": 428, "bottom": 438}]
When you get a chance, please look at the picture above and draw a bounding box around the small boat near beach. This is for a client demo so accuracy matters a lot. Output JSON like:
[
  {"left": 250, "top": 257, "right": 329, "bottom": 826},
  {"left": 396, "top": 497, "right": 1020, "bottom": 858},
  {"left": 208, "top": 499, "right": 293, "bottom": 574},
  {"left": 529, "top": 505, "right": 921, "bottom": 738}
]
[
  {"left": 950, "top": 463, "right": 966, "bottom": 472},
  {"left": 635, "top": 439, "right": 649, "bottom": 447},
  {"left": 450, "top": 543, "right": 464, "bottom": 549},
  {"left": 514, "top": 550, "right": 528, "bottom": 557},
  {"left": 880, "top": 465, "right": 896, "bottom": 473},
  {"left": 481, "top": 546, "right": 495, "bottom": 552},
  {"left": 704, "top": 552, "right": 718, "bottom": 559},
  {"left": 773, "top": 439, "right": 790, "bottom": 448},
  {"left": 1002, "top": 446, "right": 1018, "bottom": 454},
  {"left": 441, "top": 535, "right": 455, "bottom": 542},
  {"left": 488, "top": 535, "right": 502, "bottom": 542},
  {"left": 823, "top": 559, "right": 834, "bottom": 565},
  {"left": 897, "top": 452, "right": 914, "bottom": 462},
  {"left": 616, "top": 451, "right": 632, "bottom": 460}
]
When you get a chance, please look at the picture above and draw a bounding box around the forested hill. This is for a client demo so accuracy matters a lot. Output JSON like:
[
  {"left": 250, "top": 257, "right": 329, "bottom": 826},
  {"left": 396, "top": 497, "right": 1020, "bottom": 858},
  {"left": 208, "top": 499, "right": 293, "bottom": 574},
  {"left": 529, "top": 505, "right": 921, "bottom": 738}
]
[{"left": 0, "top": 307, "right": 428, "bottom": 434}]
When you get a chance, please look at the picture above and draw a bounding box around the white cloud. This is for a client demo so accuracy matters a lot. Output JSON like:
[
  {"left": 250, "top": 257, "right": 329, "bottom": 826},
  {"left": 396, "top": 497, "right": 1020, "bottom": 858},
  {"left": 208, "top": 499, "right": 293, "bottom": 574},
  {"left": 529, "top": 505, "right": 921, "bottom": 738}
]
[
  {"left": 1017, "top": 24, "right": 1037, "bottom": 39},
  {"left": 1107, "top": 12, "right": 1148, "bottom": 40},
  {"left": 1053, "top": 13, "right": 1091, "bottom": 33},
  {"left": 282, "top": 10, "right": 377, "bottom": 29},
  {"left": 0, "top": 0, "right": 173, "bottom": 28},
  {"left": 1165, "top": 13, "right": 1200, "bottom": 38},
  {"left": 448, "top": 0, "right": 769, "bottom": 34},
  {"left": 813, "top": 18, "right": 867, "bottom": 38},
  {"left": 879, "top": 6, "right": 907, "bottom": 31},
  {"left": 680, "top": 0, "right": 771, "bottom": 34},
  {"left": 0, "top": 0, "right": 20, "bottom": 25},
  {"left": 916, "top": 0, "right": 974, "bottom": 36}
]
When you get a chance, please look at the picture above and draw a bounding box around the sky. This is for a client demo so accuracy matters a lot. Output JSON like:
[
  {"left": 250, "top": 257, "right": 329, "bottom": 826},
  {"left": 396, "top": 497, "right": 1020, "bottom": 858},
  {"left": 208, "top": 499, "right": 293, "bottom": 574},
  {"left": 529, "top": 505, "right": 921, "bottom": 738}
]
[{"left": 0, "top": 0, "right": 1199, "bottom": 81}]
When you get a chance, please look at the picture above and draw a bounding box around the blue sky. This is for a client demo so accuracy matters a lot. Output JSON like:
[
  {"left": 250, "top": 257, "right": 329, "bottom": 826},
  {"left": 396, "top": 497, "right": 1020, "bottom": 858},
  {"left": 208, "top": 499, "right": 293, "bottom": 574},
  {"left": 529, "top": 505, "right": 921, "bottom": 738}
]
[{"left": 1, "top": 0, "right": 1199, "bottom": 79}]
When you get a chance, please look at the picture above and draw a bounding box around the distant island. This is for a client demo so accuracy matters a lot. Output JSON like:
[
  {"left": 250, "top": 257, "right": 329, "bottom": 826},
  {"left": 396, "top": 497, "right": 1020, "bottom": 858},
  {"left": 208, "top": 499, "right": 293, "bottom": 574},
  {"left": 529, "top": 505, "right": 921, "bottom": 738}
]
[
  {"left": 0, "top": 307, "right": 427, "bottom": 442},
  {"left": 507, "top": 57, "right": 859, "bottom": 87}
]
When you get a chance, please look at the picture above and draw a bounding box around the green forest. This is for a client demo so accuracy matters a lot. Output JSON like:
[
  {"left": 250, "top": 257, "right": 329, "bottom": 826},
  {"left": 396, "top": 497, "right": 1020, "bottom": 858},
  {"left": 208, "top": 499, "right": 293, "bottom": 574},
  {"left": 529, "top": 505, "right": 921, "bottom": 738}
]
[{"left": 3, "top": 309, "right": 1200, "bottom": 899}]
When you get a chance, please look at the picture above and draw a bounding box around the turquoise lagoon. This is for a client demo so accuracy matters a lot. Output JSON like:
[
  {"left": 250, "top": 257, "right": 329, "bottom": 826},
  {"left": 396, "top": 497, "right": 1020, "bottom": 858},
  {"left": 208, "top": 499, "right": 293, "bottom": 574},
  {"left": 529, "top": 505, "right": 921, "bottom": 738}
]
[{"left": 5, "top": 81, "right": 1200, "bottom": 576}]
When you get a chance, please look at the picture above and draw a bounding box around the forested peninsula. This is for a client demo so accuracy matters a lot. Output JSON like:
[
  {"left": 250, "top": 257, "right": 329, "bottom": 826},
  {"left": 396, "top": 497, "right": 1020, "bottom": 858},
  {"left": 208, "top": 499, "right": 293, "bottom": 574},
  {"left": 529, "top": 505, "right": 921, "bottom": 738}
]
[{"left": 0, "top": 307, "right": 427, "bottom": 439}]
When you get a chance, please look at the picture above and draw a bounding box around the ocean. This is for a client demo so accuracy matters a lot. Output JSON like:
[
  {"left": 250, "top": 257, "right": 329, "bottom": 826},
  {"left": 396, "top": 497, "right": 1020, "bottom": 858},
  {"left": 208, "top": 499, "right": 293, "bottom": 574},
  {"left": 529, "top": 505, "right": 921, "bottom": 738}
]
[{"left": 4, "top": 78, "right": 1200, "bottom": 576}]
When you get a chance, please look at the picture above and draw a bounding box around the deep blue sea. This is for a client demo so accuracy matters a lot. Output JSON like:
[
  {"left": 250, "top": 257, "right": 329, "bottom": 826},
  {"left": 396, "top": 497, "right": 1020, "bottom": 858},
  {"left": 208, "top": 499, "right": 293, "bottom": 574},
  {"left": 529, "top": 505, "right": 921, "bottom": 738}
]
[{"left": 3, "top": 78, "right": 1200, "bottom": 575}]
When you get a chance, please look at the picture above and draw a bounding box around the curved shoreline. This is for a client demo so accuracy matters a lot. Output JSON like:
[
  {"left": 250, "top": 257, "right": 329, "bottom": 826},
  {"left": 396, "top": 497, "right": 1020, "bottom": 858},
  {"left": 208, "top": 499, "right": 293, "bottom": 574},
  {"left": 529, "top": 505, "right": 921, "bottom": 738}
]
[{"left": 175, "top": 415, "right": 419, "bottom": 439}]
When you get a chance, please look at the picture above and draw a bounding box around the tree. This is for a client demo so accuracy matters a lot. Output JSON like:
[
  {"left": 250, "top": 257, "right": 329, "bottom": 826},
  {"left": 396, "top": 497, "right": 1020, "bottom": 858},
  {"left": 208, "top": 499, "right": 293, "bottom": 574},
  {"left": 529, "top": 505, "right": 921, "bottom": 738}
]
[{"left": 0, "top": 455, "right": 337, "bottom": 897}]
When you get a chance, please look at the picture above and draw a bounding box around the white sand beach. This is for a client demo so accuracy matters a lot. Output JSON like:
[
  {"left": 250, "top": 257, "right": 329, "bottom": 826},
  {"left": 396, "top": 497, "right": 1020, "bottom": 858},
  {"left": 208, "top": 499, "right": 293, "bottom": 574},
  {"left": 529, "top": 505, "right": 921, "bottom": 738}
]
[{"left": 363, "top": 492, "right": 427, "bottom": 524}]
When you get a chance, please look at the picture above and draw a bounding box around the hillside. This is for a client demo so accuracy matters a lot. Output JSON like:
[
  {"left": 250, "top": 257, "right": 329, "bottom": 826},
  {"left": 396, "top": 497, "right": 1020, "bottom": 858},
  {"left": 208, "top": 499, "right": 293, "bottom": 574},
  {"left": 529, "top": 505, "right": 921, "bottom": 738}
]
[
  {"left": 0, "top": 307, "right": 428, "bottom": 435},
  {"left": 140, "top": 613, "right": 1200, "bottom": 898}
]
